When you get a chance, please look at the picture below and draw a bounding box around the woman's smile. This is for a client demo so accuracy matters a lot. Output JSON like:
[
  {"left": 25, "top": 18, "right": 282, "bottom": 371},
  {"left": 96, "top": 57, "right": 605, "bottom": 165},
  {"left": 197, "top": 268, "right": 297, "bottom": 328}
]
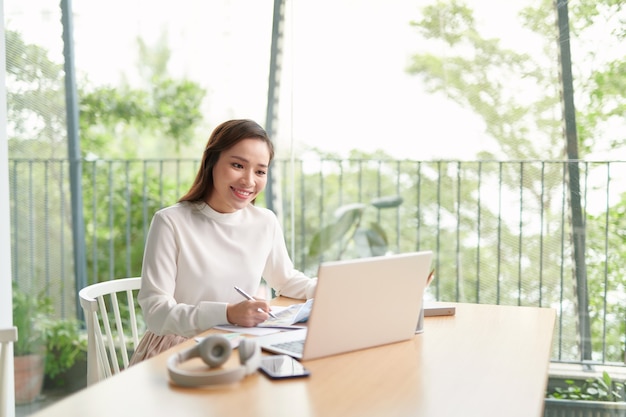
[{"left": 207, "top": 138, "right": 270, "bottom": 213}]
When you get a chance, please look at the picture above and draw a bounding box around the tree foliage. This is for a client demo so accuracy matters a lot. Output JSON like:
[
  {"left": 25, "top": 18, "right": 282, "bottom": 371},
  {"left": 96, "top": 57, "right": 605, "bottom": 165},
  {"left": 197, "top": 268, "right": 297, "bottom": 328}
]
[
  {"left": 6, "top": 29, "right": 66, "bottom": 158},
  {"left": 406, "top": 0, "right": 626, "bottom": 362},
  {"left": 78, "top": 34, "right": 207, "bottom": 281},
  {"left": 80, "top": 34, "right": 206, "bottom": 159},
  {"left": 7, "top": 29, "right": 207, "bottom": 292}
]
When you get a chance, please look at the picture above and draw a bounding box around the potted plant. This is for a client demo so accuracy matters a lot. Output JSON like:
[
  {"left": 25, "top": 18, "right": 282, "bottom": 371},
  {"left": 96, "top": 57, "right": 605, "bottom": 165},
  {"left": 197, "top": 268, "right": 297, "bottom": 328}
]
[
  {"left": 12, "top": 286, "right": 52, "bottom": 404},
  {"left": 43, "top": 318, "right": 88, "bottom": 392},
  {"left": 545, "top": 371, "right": 626, "bottom": 417}
]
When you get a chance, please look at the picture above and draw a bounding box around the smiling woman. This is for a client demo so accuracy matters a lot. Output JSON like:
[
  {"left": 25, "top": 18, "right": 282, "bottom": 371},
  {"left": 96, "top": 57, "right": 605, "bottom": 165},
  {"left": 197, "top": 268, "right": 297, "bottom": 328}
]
[
  {"left": 128, "top": 119, "right": 318, "bottom": 365},
  {"left": 205, "top": 138, "right": 270, "bottom": 213},
  {"left": 180, "top": 119, "right": 274, "bottom": 211}
]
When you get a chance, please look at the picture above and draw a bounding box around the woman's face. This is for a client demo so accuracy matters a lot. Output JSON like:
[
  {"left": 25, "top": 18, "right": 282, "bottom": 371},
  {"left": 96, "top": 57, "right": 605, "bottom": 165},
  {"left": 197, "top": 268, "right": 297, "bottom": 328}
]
[{"left": 207, "top": 138, "right": 270, "bottom": 213}]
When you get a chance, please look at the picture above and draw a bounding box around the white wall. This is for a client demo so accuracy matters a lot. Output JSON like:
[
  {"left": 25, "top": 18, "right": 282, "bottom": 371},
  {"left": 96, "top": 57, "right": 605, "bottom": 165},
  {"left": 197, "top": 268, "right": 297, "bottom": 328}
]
[{"left": 0, "top": 0, "right": 17, "bottom": 415}]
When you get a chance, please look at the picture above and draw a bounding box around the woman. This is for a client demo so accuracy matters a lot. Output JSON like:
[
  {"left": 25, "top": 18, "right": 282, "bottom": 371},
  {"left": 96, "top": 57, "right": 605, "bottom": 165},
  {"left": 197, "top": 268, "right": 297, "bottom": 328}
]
[{"left": 130, "top": 119, "right": 316, "bottom": 363}]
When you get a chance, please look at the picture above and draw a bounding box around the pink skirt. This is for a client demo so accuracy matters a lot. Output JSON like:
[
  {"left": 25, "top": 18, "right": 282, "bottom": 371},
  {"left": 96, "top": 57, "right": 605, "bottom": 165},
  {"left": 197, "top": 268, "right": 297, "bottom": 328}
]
[{"left": 129, "top": 331, "right": 189, "bottom": 366}]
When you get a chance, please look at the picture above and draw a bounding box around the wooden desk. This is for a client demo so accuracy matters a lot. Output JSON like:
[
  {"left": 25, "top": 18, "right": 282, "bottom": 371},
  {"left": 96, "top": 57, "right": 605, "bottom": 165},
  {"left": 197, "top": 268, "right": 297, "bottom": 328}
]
[{"left": 31, "top": 300, "right": 555, "bottom": 417}]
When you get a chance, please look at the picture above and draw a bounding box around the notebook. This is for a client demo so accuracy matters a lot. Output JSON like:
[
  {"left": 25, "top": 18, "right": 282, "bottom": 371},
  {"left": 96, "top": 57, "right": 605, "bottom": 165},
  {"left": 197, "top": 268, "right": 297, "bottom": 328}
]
[{"left": 256, "top": 251, "right": 433, "bottom": 360}]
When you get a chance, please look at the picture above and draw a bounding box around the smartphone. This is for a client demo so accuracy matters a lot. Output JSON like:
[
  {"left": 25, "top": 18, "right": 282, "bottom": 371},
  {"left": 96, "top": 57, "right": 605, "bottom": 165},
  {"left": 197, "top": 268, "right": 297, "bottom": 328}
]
[{"left": 259, "top": 355, "right": 311, "bottom": 379}]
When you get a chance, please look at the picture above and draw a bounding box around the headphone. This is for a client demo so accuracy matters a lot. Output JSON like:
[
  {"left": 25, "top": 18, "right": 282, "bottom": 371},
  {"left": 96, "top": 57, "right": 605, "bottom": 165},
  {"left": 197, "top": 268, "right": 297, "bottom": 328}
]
[{"left": 167, "top": 335, "right": 261, "bottom": 387}]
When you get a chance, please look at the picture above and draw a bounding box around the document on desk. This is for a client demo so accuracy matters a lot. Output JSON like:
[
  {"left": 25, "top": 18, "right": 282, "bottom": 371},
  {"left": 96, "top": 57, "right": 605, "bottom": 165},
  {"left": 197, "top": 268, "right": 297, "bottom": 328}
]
[
  {"left": 258, "top": 299, "right": 313, "bottom": 328},
  {"left": 213, "top": 300, "right": 312, "bottom": 336}
]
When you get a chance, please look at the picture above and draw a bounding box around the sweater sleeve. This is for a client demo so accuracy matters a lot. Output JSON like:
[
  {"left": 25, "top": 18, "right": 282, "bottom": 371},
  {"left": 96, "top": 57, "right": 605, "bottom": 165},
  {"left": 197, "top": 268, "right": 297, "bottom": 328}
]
[
  {"left": 262, "top": 213, "right": 317, "bottom": 299},
  {"left": 137, "top": 212, "right": 230, "bottom": 337}
]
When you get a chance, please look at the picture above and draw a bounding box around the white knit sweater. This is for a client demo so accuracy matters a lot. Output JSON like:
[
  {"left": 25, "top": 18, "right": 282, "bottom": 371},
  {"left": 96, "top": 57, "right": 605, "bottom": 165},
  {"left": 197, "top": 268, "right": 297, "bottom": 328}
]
[{"left": 138, "top": 201, "right": 317, "bottom": 337}]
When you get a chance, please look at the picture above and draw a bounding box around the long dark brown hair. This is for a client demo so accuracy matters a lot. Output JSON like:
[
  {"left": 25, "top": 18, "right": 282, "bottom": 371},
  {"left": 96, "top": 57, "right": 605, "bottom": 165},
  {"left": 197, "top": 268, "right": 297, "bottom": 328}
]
[{"left": 179, "top": 119, "right": 274, "bottom": 203}]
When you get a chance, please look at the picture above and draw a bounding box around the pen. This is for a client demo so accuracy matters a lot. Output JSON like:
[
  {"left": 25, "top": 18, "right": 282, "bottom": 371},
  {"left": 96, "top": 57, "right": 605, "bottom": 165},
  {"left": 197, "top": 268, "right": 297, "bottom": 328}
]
[{"left": 234, "top": 286, "right": 277, "bottom": 319}]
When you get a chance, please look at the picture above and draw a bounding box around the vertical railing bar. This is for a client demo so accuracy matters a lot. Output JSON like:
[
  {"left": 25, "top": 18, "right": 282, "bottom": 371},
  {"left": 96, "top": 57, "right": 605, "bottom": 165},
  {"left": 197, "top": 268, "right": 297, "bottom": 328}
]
[
  {"left": 11, "top": 161, "right": 18, "bottom": 282},
  {"left": 125, "top": 161, "right": 132, "bottom": 277},
  {"left": 284, "top": 160, "right": 291, "bottom": 265},
  {"left": 539, "top": 162, "right": 546, "bottom": 307},
  {"left": 395, "top": 160, "right": 401, "bottom": 251},
  {"left": 60, "top": 161, "right": 66, "bottom": 299},
  {"left": 299, "top": 160, "right": 306, "bottom": 270},
  {"left": 176, "top": 159, "right": 181, "bottom": 201},
  {"left": 28, "top": 160, "right": 34, "bottom": 287},
  {"left": 415, "top": 161, "right": 422, "bottom": 252},
  {"left": 318, "top": 159, "right": 324, "bottom": 262},
  {"left": 358, "top": 160, "right": 363, "bottom": 203},
  {"left": 517, "top": 162, "right": 524, "bottom": 306},
  {"left": 108, "top": 161, "right": 114, "bottom": 280},
  {"left": 142, "top": 161, "right": 148, "bottom": 242},
  {"left": 159, "top": 160, "right": 164, "bottom": 209},
  {"left": 476, "top": 161, "right": 482, "bottom": 303},
  {"left": 558, "top": 162, "right": 567, "bottom": 361},
  {"left": 376, "top": 160, "right": 382, "bottom": 224},
  {"left": 601, "top": 162, "right": 610, "bottom": 363},
  {"left": 582, "top": 161, "right": 589, "bottom": 230},
  {"left": 496, "top": 162, "right": 503, "bottom": 304},
  {"left": 436, "top": 161, "right": 442, "bottom": 300},
  {"left": 281, "top": 159, "right": 289, "bottom": 255},
  {"left": 337, "top": 160, "right": 345, "bottom": 257},
  {"left": 91, "top": 161, "right": 98, "bottom": 285},
  {"left": 44, "top": 161, "right": 51, "bottom": 302},
  {"left": 455, "top": 161, "right": 461, "bottom": 301},
  {"left": 338, "top": 159, "right": 343, "bottom": 207}
]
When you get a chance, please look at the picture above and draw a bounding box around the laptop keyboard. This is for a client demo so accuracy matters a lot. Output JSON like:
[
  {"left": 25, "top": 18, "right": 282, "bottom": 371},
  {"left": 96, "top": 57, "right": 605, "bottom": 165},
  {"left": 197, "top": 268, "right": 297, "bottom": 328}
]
[{"left": 271, "top": 339, "right": 305, "bottom": 354}]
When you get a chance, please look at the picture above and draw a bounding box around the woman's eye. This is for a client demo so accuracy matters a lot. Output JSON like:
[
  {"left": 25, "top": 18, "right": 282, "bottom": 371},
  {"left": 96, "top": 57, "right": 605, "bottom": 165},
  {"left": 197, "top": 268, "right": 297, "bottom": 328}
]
[
  {"left": 257, "top": 170, "right": 267, "bottom": 176},
  {"left": 232, "top": 163, "right": 244, "bottom": 169}
]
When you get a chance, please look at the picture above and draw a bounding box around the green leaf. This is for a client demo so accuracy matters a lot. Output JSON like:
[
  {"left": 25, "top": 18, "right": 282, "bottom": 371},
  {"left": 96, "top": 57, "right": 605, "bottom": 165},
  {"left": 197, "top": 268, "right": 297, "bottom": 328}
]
[
  {"left": 308, "top": 224, "right": 340, "bottom": 258},
  {"left": 370, "top": 195, "right": 404, "bottom": 209},
  {"left": 365, "top": 228, "right": 388, "bottom": 256},
  {"left": 12, "top": 286, "right": 53, "bottom": 355},
  {"left": 352, "top": 223, "right": 389, "bottom": 258},
  {"left": 308, "top": 204, "right": 365, "bottom": 259},
  {"left": 353, "top": 229, "right": 373, "bottom": 258},
  {"left": 333, "top": 203, "right": 367, "bottom": 224}
]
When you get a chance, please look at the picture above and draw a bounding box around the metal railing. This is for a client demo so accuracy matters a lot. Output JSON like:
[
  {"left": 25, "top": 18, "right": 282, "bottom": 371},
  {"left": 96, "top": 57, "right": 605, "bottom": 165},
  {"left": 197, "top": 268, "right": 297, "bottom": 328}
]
[{"left": 9, "top": 157, "right": 626, "bottom": 367}]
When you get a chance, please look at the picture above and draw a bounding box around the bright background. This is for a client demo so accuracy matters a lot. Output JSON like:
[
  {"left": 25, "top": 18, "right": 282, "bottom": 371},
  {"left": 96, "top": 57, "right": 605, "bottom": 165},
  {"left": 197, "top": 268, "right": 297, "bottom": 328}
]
[{"left": 5, "top": 0, "right": 531, "bottom": 160}]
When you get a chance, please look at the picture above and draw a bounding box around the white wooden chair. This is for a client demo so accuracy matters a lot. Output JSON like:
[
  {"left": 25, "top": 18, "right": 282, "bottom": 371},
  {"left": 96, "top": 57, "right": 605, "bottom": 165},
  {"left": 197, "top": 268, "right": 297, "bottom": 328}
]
[
  {"left": 78, "top": 277, "right": 143, "bottom": 386},
  {"left": 0, "top": 326, "right": 18, "bottom": 417}
]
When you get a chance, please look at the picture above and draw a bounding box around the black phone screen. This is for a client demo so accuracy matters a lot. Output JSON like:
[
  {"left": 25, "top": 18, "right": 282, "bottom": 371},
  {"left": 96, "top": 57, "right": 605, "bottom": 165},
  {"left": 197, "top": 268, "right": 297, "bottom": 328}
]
[{"left": 259, "top": 355, "right": 311, "bottom": 379}]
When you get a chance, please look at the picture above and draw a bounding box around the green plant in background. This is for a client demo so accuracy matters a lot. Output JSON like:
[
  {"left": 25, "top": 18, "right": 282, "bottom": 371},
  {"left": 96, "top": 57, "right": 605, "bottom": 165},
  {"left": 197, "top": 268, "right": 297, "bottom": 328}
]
[
  {"left": 547, "top": 371, "right": 625, "bottom": 402},
  {"left": 308, "top": 195, "right": 403, "bottom": 260},
  {"left": 12, "top": 286, "right": 53, "bottom": 356},
  {"left": 44, "top": 319, "right": 88, "bottom": 382}
]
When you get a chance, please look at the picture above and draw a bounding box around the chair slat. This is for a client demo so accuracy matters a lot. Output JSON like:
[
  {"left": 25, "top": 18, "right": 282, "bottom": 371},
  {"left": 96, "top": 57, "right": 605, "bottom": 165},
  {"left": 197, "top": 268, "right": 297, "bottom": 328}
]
[
  {"left": 97, "top": 295, "right": 120, "bottom": 374},
  {"left": 127, "top": 289, "right": 139, "bottom": 349},
  {"left": 110, "top": 293, "right": 130, "bottom": 368},
  {"left": 79, "top": 277, "right": 143, "bottom": 386}
]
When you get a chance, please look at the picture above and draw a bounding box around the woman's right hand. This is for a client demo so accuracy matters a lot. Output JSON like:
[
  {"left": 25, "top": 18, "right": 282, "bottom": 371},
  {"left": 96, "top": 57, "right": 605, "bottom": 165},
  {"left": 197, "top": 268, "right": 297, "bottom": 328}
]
[{"left": 226, "top": 300, "right": 270, "bottom": 327}]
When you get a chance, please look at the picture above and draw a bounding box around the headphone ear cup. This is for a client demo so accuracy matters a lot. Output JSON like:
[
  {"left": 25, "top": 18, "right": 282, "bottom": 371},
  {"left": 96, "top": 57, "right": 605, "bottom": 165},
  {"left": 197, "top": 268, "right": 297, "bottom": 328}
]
[
  {"left": 238, "top": 338, "right": 261, "bottom": 375},
  {"left": 197, "top": 335, "right": 232, "bottom": 368}
]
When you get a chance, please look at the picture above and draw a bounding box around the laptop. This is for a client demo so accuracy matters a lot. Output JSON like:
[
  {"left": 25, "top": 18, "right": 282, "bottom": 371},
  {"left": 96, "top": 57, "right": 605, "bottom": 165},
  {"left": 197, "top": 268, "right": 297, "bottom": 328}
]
[{"left": 256, "top": 251, "right": 433, "bottom": 360}]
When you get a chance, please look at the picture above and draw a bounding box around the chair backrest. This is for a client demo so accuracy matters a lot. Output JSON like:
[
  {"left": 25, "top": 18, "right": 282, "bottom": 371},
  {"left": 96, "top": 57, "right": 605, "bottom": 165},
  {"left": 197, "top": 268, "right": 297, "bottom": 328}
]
[
  {"left": 0, "top": 326, "right": 18, "bottom": 417},
  {"left": 78, "top": 277, "right": 143, "bottom": 386}
]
